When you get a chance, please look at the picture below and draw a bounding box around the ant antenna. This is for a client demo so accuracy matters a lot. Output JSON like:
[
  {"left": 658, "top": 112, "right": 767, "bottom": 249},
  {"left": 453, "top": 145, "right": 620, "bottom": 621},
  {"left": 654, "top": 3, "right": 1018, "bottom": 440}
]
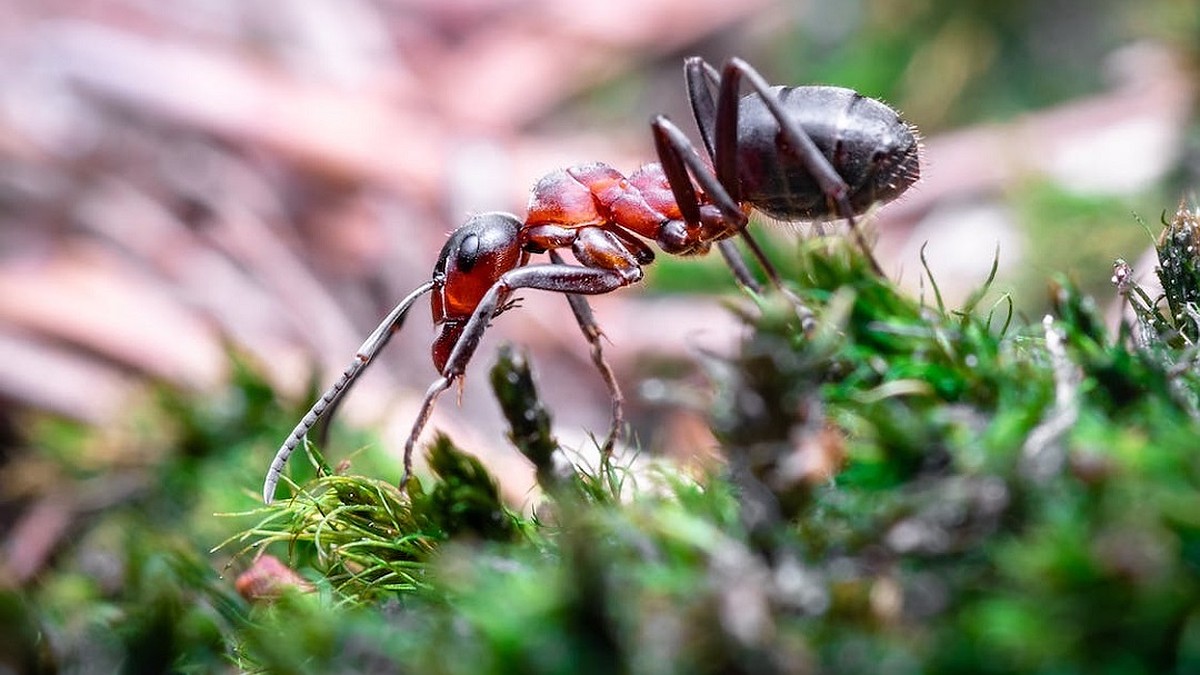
[{"left": 263, "top": 280, "right": 436, "bottom": 503}]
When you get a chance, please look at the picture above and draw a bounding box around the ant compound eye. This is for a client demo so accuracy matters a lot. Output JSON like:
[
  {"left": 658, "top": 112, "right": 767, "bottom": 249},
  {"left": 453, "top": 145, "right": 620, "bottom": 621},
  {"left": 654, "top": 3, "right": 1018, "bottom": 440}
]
[{"left": 456, "top": 233, "right": 480, "bottom": 271}]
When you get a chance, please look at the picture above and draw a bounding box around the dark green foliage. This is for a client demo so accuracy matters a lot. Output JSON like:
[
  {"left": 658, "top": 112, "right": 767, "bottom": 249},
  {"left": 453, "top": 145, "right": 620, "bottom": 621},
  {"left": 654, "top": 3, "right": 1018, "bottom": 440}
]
[
  {"left": 1155, "top": 201, "right": 1200, "bottom": 345},
  {"left": 224, "top": 436, "right": 525, "bottom": 604},
  {"left": 489, "top": 343, "right": 628, "bottom": 504},
  {"left": 489, "top": 344, "right": 559, "bottom": 487},
  {"left": 0, "top": 591, "right": 56, "bottom": 674},
  {"left": 224, "top": 218, "right": 1200, "bottom": 674},
  {"left": 234, "top": 591, "right": 434, "bottom": 674},
  {"left": 232, "top": 471, "right": 437, "bottom": 599},
  {"left": 8, "top": 204, "right": 1200, "bottom": 673},
  {"left": 413, "top": 434, "right": 523, "bottom": 542},
  {"left": 30, "top": 525, "right": 248, "bottom": 674}
]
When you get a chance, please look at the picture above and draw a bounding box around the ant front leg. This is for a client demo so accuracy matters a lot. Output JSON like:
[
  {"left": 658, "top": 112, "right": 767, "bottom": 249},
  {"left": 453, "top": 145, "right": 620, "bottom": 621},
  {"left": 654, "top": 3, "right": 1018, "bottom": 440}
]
[
  {"left": 710, "top": 57, "right": 884, "bottom": 276},
  {"left": 401, "top": 259, "right": 641, "bottom": 490},
  {"left": 683, "top": 56, "right": 723, "bottom": 160}
]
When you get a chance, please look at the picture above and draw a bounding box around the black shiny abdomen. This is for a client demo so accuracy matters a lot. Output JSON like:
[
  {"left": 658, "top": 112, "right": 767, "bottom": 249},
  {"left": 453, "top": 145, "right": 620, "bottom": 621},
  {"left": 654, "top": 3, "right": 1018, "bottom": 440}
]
[{"left": 736, "top": 86, "right": 920, "bottom": 221}]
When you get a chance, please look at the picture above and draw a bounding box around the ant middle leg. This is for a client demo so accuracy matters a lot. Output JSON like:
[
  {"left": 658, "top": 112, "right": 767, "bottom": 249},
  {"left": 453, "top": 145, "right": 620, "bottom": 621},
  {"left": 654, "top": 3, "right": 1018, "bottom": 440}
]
[
  {"left": 652, "top": 117, "right": 814, "bottom": 325},
  {"left": 653, "top": 114, "right": 795, "bottom": 290},
  {"left": 548, "top": 250, "right": 623, "bottom": 459},
  {"left": 400, "top": 261, "right": 641, "bottom": 489},
  {"left": 714, "top": 236, "right": 815, "bottom": 331},
  {"left": 715, "top": 240, "right": 762, "bottom": 294}
]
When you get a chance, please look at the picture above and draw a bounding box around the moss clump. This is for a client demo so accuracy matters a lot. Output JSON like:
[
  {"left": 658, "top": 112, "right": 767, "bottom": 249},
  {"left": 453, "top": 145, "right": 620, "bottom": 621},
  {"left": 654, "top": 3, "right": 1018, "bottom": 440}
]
[
  {"left": 219, "top": 204, "right": 1200, "bottom": 673},
  {"left": 8, "top": 204, "right": 1200, "bottom": 674}
]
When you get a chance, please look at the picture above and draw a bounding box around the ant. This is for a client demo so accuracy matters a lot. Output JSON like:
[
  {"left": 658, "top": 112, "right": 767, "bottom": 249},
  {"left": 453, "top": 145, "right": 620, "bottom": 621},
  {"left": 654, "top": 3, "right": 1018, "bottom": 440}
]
[{"left": 262, "top": 56, "right": 920, "bottom": 503}]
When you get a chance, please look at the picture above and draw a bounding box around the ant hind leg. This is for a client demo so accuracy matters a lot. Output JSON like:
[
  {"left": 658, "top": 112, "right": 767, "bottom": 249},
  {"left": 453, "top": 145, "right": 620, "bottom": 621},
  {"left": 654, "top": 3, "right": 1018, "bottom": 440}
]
[{"left": 548, "top": 250, "right": 623, "bottom": 461}]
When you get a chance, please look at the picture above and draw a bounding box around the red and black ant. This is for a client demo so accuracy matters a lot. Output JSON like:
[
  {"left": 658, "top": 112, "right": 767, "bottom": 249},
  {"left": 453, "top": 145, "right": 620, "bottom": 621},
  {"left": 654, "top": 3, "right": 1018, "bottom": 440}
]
[{"left": 262, "top": 56, "right": 920, "bottom": 503}]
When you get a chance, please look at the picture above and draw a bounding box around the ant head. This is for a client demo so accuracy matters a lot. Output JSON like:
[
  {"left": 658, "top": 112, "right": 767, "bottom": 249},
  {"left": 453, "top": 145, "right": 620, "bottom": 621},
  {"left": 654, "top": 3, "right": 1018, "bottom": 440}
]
[
  {"left": 430, "top": 212, "right": 524, "bottom": 364},
  {"left": 434, "top": 212, "right": 523, "bottom": 279}
]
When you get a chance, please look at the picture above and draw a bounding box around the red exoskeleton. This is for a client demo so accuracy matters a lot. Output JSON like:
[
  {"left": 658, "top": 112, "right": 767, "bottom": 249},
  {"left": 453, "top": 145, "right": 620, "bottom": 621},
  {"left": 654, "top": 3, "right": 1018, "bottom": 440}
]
[{"left": 263, "top": 57, "right": 921, "bottom": 503}]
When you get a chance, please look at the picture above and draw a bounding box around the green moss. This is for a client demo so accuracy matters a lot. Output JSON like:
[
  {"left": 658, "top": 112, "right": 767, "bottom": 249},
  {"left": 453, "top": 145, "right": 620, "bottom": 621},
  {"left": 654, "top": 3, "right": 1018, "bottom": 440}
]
[
  {"left": 1013, "top": 182, "right": 1165, "bottom": 309},
  {"left": 7, "top": 202, "right": 1200, "bottom": 673}
]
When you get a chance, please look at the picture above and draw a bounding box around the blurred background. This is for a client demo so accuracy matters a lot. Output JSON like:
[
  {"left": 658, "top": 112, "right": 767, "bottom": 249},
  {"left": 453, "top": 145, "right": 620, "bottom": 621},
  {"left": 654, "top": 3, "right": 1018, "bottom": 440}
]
[{"left": 0, "top": 0, "right": 1197, "bottom": 592}]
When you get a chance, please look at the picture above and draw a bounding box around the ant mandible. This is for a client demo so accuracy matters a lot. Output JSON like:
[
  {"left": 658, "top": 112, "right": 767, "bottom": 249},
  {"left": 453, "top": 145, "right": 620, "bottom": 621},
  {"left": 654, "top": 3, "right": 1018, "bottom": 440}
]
[{"left": 262, "top": 56, "right": 921, "bottom": 503}]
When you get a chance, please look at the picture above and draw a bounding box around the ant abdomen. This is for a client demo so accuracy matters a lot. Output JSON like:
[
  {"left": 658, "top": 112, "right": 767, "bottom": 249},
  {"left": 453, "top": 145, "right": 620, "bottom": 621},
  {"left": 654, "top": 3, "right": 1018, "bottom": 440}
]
[{"left": 735, "top": 86, "right": 920, "bottom": 221}]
